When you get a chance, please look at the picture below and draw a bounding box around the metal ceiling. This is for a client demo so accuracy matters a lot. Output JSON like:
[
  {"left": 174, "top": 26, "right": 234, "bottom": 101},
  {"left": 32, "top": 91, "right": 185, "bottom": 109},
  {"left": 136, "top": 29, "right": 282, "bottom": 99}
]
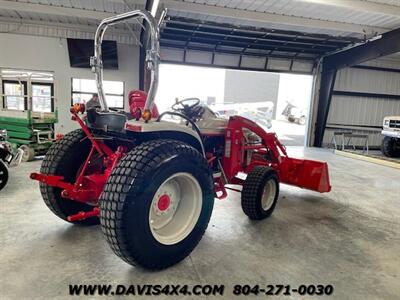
[
  {"left": 0, "top": 0, "right": 145, "bottom": 43},
  {"left": 0, "top": 0, "right": 399, "bottom": 66},
  {"left": 6, "top": 0, "right": 141, "bottom": 14},
  {"left": 0, "top": 0, "right": 399, "bottom": 42},
  {"left": 165, "top": 0, "right": 400, "bottom": 38},
  {"left": 0, "top": 9, "right": 99, "bottom": 26}
]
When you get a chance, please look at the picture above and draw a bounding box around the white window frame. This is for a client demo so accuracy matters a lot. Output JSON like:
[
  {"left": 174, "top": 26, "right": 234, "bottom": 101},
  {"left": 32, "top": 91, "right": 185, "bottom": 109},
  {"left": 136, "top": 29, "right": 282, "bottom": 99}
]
[{"left": 71, "top": 78, "right": 124, "bottom": 109}]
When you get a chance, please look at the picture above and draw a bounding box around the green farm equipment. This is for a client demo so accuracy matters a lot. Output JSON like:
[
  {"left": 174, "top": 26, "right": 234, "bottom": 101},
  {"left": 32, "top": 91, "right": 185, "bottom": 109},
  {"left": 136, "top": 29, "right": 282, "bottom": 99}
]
[{"left": 0, "top": 69, "right": 57, "bottom": 161}]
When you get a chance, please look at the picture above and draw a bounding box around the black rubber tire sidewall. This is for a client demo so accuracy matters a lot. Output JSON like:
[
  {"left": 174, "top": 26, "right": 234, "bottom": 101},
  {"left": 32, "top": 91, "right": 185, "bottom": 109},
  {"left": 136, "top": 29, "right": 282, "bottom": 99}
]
[
  {"left": 0, "top": 160, "right": 8, "bottom": 191},
  {"left": 381, "top": 136, "right": 400, "bottom": 158},
  {"left": 241, "top": 166, "right": 279, "bottom": 220},
  {"left": 100, "top": 140, "right": 214, "bottom": 269},
  {"left": 39, "top": 129, "right": 99, "bottom": 225}
]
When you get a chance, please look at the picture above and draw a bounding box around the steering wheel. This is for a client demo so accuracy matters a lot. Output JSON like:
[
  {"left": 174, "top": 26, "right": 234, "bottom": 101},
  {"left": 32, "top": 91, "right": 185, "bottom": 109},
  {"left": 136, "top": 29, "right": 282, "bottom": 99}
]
[
  {"left": 172, "top": 98, "right": 200, "bottom": 112},
  {"left": 172, "top": 98, "right": 204, "bottom": 121}
]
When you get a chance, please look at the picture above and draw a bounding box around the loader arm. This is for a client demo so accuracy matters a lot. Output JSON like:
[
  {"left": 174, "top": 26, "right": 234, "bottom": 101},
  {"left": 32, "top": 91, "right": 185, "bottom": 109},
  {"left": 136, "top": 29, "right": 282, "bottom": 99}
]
[{"left": 222, "top": 116, "right": 331, "bottom": 193}]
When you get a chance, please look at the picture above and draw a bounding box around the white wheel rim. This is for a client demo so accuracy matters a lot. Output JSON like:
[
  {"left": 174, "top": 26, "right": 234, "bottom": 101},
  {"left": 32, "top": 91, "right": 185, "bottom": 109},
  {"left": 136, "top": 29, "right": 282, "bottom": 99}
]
[
  {"left": 149, "top": 172, "right": 202, "bottom": 245},
  {"left": 261, "top": 179, "right": 276, "bottom": 211}
]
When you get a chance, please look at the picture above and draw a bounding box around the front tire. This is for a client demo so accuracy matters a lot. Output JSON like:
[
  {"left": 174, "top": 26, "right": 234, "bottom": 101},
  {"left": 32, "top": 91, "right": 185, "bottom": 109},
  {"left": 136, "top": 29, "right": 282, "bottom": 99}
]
[
  {"left": 381, "top": 136, "right": 400, "bottom": 157},
  {"left": 241, "top": 166, "right": 279, "bottom": 220},
  {"left": 39, "top": 129, "right": 99, "bottom": 225},
  {"left": 100, "top": 139, "right": 214, "bottom": 270}
]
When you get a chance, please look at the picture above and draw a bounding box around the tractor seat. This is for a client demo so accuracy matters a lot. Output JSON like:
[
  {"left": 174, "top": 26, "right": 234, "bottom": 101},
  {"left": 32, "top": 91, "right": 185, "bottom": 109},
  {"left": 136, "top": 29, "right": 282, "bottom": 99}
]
[
  {"left": 87, "top": 109, "right": 127, "bottom": 132},
  {"left": 128, "top": 90, "right": 159, "bottom": 118}
]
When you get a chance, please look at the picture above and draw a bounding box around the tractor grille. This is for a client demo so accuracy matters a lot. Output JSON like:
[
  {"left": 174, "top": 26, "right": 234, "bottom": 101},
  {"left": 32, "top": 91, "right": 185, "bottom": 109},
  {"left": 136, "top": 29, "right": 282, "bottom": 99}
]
[{"left": 389, "top": 120, "right": 400, "bottom": 128}]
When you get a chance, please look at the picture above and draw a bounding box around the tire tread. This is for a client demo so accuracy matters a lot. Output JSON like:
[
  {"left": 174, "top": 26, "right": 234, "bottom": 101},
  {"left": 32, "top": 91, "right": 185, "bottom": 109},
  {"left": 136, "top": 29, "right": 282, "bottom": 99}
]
[
  {"left": 99, "top": 139, "right": 213, "bottom": 269},
  {"left": 39, "top": 129, "right": 97, "bottom": 225},
  {"left": 241, "top": 166, "right": 279, "bottom": 220},
  {"left": 382, "top": 136, "right": 400, "bottom": 158}
]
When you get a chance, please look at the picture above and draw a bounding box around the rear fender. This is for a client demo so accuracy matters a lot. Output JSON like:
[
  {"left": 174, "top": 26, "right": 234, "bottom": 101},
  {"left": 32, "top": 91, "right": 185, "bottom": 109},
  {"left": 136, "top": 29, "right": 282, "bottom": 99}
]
[
  {"left": 140, "top": 131, "right": 205, "bottom": 156},
  {"left": 125, "top": 119, "right": 205, "bottom": 156}
]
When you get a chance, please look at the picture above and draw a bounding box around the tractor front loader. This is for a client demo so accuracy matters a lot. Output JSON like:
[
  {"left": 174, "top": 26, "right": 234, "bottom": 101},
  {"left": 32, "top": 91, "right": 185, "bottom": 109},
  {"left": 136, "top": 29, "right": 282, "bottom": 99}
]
[{"left": 31, "top": 10, "right": 331, "bottom": 270}]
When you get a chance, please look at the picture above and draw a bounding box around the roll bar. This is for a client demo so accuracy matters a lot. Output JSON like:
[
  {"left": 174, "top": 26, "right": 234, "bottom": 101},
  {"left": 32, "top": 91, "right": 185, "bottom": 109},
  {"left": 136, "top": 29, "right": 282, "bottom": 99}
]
[{"left": 91, "top": 10, "right": 160, "bottom": 112}]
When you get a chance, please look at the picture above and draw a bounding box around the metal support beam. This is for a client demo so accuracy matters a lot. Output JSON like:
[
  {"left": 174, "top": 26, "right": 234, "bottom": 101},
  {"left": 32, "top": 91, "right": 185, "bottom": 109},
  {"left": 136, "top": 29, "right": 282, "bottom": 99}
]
[
  {"left": 313, "top": 27, "right": 400, "bottom": 147},
  {"left": 351, "top": 65, "right": 400, "bottom": 74},
  {"left": 314, "top": 68, "right": 337, "bottom": 147},
  {"left": 324, "top": 28, "right": 400, "bottom": 70},
  {"left": 163, "top": 0, "right": 387, "bottom": 35},
  {"left": 332, "top": 90, "right": 400, "bottom": 100}
]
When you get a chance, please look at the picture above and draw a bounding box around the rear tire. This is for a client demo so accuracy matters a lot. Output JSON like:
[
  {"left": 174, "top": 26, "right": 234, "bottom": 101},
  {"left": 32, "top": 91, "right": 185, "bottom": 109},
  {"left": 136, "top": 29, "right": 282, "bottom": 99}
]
[
  {"left": 241, "top": 166, "right": 279, "bottom": 220},
  {"left": 39, "top": 129, "right": 99, "bottom": 225},
  {"left": 0, "top": 160, "right": 8, "bottom": 191},
  {"left": 381, "top": 136, "right": 400, "bottom": 158},
  {"left": 100, "top": 139, "right": 214, "bottom": 270}
]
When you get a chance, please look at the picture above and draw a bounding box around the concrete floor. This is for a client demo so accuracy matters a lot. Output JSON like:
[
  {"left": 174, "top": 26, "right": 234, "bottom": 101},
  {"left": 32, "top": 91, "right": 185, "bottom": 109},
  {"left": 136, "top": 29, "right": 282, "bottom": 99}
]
[
  {"left": 0, "top": 147, "right": 399, "bottom": 300},
  {"left": 351, "top": 149, "right": 400, "bottom": 163}
]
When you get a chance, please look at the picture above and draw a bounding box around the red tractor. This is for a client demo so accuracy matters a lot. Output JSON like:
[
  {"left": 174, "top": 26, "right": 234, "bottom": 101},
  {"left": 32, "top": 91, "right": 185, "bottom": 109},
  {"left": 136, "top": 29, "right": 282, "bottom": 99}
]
[{"left": 31, "top": 10, "right": 331, "bottom": 270}]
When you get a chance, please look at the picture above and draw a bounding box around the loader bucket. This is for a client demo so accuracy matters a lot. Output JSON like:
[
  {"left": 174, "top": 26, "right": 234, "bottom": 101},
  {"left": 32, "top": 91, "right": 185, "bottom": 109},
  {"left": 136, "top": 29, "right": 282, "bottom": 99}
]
[{"left": 280, "top": 157, "right": 331, "bottom": 193}]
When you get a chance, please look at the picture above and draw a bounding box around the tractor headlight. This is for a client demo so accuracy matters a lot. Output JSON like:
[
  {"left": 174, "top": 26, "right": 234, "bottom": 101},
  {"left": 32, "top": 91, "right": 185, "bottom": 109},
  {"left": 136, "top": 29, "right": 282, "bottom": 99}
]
[
  {"left": 142, "top": 109, "right": 152, "bottom": 122},
  {"left": 70, "top": 103, "right": 85, "bottom": 114}
]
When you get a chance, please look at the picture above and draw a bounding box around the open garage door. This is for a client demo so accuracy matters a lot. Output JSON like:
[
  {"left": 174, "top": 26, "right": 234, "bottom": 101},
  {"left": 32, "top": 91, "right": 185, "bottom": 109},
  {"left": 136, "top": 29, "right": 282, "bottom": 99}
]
[
  {"left": 156, "top": 63, "right": 314, "bottom": 146},
  {"left": 159, "top": 16, "right": 360, "bottom": 75},
  {"left": 155, "top": 9, "right": 364, "bottom": 147}
]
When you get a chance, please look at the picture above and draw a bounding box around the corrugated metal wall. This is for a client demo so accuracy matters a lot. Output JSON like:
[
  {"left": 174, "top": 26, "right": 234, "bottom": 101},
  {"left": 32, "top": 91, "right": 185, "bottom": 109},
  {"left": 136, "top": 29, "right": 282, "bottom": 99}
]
[{"left": 323, "top": 58, "right": 400, "bottom": 148}]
